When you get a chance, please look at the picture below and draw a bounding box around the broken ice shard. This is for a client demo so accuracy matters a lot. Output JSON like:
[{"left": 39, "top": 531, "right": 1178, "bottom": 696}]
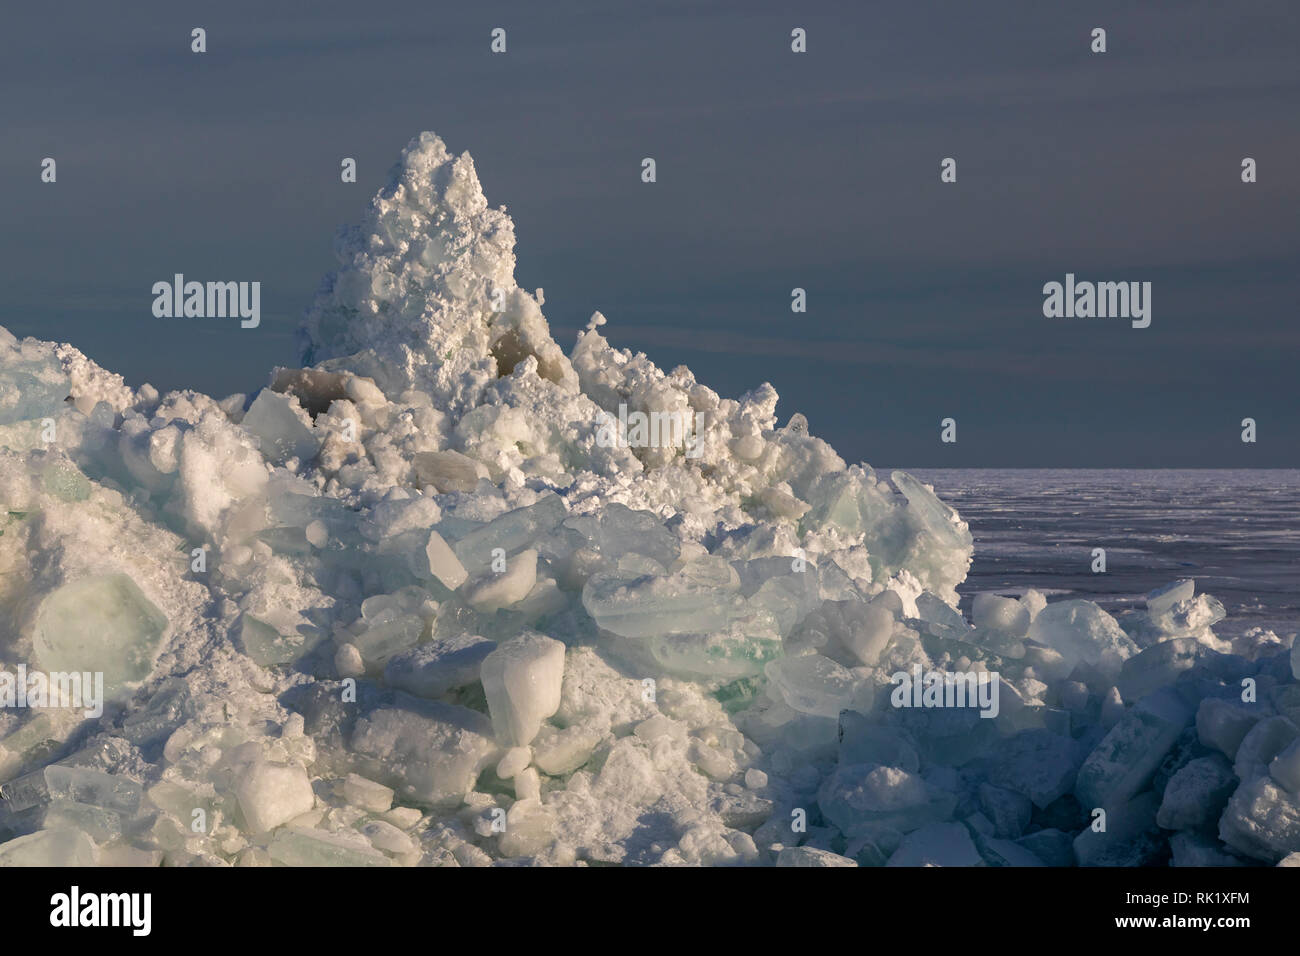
[
  {"left": 480, "top": 633, "right": 565, "bottom": 745},
  {"left": 32, "top": 573, "right": 168, "bottom": 698}
]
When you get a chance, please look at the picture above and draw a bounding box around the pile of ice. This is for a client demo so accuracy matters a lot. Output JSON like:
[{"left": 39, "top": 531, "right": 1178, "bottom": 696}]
[{"left": 0, "top": 133, "right": 1296, "bottom": 867}]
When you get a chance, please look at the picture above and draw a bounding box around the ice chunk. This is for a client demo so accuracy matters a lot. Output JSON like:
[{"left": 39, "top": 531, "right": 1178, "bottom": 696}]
[
  {"left": 1234, "top": 716, "right": 1299, "bottom": 781},
  {"left": 1117, "top": 637, "right": 1208, "bottom": 701},
  {"left": 891, "top": 471, "right": 974, "bottom": 581},
  {"left": 1169, "top": 832, "right": 1248, "bottom": 867},
  {"left": 361, "top": 819, "right": 415, "bottom": 856},
  {"left": 582, "top": 560, "right": 741, "bottom": 639},
  {"left": 1219, "top": 776, "right": 1300, "bottom": 862},
  {"left": 1160, "top": 594, "right": 1227, "bottom": 634},
  {"left": 32, "top": 573, "right": 168, "bottom": 698},
  {"left": 1014, "top": 828, "right": 1074, "bottom": 867},
  {"left": 383, "top": 633, "right": 497, "bottom": 698},
  {"left": 1156, "top": 755, "right": 1236, "bottom": 829},
  {"left": 497, "top": 797, "right": 557, "bottom": 858},
  {"left": 243, "top": 389, "right": 320, "bottom": 463},
  {"left": 533, "top": 724, "right": 601, "bottom": 776},
  {"left": 412, "top": 450, "right": 487, "bottom": 492},
  {"left": 467, "top": 548, "right": 538, "bottom": 613},
  {"left": 818, "top": 763, "right": 957, "bottom": 837},
  {"left": 644, "top": 625, "right": 780, "bottom": 680},
  {"left": 267, "top": 826, "right": 390, "bottom": 866},
  {"left": 1075, "top": 688, "right": 1192, "bottom": 811},
  {"left": 234, "top": 761, "right": 315, "bottom": 833},
  {"left": 480, "top": 633, "right": 565, "bottom": 745},
  {"left": 1270, "top": 739, "right": 1300, "bottom": 793},
  {"left": 741, "top": 567, "right": 822, "bottom": 641},
  {"left": 239, "top": 614, "right": 323, "bottom": 667},
  {"left": 496, "top": 747, "right": 532, "bottom": 779},
  {"left": 838, "top": 712, "right": 920, "bottom": 773},
  {"left": 1196, "top": 697, "right": 1263, "bottom": 759},
  {"left": 564, "top": 503, "right": 681, "bottom": 569},
  {"left": 988, "top": 730, "right": 1082, "bottom": 809},
  {"left": 452, "top": 493, "right": 565, "bottom": 576},
  {"left": 42, "top": 460, "right": 91, "bottom": 502},
  {"left": 1027, "top": 600, "right": 1137, "bottom": 680},
  {"left": 796, "top": 598, "right": 894, "bottom": 666},
  {"left": 978, "top": 783, "right": 1032, "bottom": 839},
  {"left": 1073, "top": 792, "right": 1163, "bottom": 867},
  {"left": 1146, "top": 579, "right": 1195, "bottom": 618},
  {"left": 44, "top": 799, "right": 123, "bottom": 844},
  {"left": 425, "top": 530, "right": 468, "bottom": 590},
  {"left": 334, "top": 643, "right": 364, "bottom": 678},
  {"left": 776, "top": 846, "right": 857, "bottom": 867},
  {"left": 846, "top": 603, "right": 897, "bottom": 666},
  {"left": 0, "top": 768, "right": 50, "bottom": 812},
  {"left": 764, "top": 654, "right": 863, "bottom": 719},
  {"left": 972, "top": 593, "right": 1029, "bottom": 637},
  {"left": 974, "top": 833, "right": 1045, "bottom": 867},
  {"left": 44, "top": 765, "right": 141, "bottom": 817},
  {"left": 886, "top": 822, "right": 982, "bottom": 867},
  {"left": 1019, "top": 589, "right": 1047, "bottom": 621},
  {"left": 352, "top": 614, "right": 424, "bottom": 664},
  {"left": 349, "top": 697, "right": 498, "bottom": 807},
  {"left": 342, "top": 773, "right": 394, "bottom": 813},
  {"left": 914, "top": 591, "right": 967, "bottom": 632},
  {"left": 0, "top": 339, "right": 70, "bottom": 426},
  {"left": 0, "top": 828, "right": 97, "bottom": 866}
]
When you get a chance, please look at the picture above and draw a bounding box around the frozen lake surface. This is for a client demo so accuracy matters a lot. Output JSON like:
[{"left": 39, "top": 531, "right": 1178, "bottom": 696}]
[{"left": 908, "top": 469, "right": 1300, "bottom": 642}]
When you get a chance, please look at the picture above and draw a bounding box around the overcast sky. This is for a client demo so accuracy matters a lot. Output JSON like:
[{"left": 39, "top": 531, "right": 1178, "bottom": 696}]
[{"left": 3, "top": 0, "right": 1297, "bottom": 466}]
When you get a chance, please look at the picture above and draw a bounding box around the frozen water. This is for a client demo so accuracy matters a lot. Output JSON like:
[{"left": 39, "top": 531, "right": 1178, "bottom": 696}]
[
  {"left": 268, "top": 826, "right": 390, "bottom": 867},
  {"left": 0, "top": 334, "right": 69, "bottom": 426},
  {"left": 972, "top": 593, "right": 1029, "bottom": 636},
  {"left": 0, "top": 132, "right": 1292, "bottom": 866},
  {"left": 479, "top": 633, "right": 565, "bottom": 746},
  {"left": 43, "top": 765, "right": 142, "bottom": 815},
  {"left": 32, "top": 574, "right": 168, "bottom": 698},
  {"left": 424, "top": 531, "right": 468, "bottom": 590},
  {"left": 234, "top": 761, "right": 315, "bottom": 833},
  {"left": 1075, "top": 688, "right": 1193, "bottom": 811},
  {"left": 1156, "top": 755, "right": 1236, "bottom": 830},
  {"left": 242, "top": 390, "right": 319, "bottom": 464},
  {"left": 1147, "top": 579, "right": 1195, "bottom": 618},
  {"left": 383, "top": 632, "right": 496, "bottom": 699},
  {"left": 349, "top": 697, "right": 498, "bottom": 808},
  {"left": 583, "top": 562, "right": 742, "bottom": 639},
  {"left": 466, "top": 548, "right": 538, "bottom": 614},
  {"left": 764, "top": 654, "right": 864, "bottom": 719},
  {"left": 0, "top": 828, "right": 97, "bottom": 866},
  {"left": 452, "top": 494, "right": 565, "bottom": 576}
]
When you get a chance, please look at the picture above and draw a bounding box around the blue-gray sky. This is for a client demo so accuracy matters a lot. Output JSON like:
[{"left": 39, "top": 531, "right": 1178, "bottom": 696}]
[{"left": 3, "top": 0, "right": 1297, "bottom": 466}]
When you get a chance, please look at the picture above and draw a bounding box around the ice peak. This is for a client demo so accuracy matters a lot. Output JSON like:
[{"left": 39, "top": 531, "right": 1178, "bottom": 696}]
[{"left": 297, "top": 132, "right": 573, "bottom": 401}]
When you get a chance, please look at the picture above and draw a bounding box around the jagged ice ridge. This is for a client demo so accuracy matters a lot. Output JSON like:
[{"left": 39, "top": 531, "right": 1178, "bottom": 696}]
[{"left": 0, "top": 133, "right": 1297, "bottom": 867}]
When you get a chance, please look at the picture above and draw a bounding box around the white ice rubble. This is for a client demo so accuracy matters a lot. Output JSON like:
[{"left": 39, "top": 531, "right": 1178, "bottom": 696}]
[{"left": 0, "top": 132, "right": 1296, "bottom": 867}]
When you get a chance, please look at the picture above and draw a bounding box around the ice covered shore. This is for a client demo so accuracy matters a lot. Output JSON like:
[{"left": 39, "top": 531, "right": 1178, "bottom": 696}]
[{"left": 1, "top": 133, "right": 1297, "bottom": 867}]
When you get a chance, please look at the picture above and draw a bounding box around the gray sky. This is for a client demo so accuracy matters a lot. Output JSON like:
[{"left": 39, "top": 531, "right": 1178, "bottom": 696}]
[{"left": 3, "top": 0, "right": 1297, "bottom": 466}]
